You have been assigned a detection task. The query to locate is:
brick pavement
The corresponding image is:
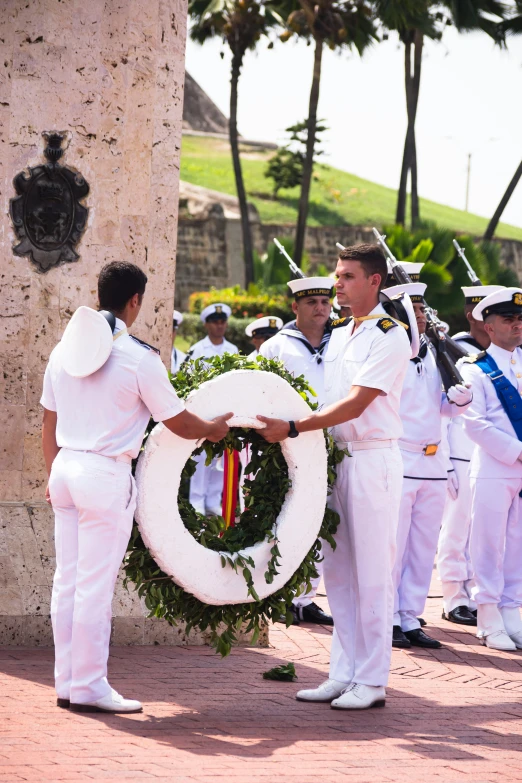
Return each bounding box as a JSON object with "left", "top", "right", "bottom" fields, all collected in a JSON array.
[{"left": 2, "top": 583, "right": 522, "bottom": 783}]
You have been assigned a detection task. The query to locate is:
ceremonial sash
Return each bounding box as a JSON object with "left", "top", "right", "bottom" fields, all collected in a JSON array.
[
  {"left": 475, "top": 353, "right": 522, "bottom": 441},
  {"left": 221, "top": 448, "right": 240, "bottom": 527}
]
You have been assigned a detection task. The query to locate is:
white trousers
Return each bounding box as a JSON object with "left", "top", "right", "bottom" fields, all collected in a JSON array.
[
  {"left": 437, "top": 459, "right": 476, "bottom": 613},
  {"left": 470, "top": 476, "right": 522, "bottom": 612},
  {"left": 293, "top": 558, "right": 323, "bottom": 608},
  {"left": 393, "top": 477, "right": 447, "bottom": 632},
  {"left": 189, "top": 452, "right": 223, "bottom": 514},
  {"left": 325, "top": 445, "right": 402, "bottom": 687},
  {"left": 49, "top": 449, "right": 136, "bottom": 704}
]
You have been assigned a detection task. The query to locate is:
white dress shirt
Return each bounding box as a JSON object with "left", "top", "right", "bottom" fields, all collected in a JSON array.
[
  {"left": 41, "top": 318, "right": 185, "bottom": 459},
  {"left": 323, "top": 304, "right": 411, "bottom": 444},
  {"left": 259, "top": 327, "right": 328, "bottom": 406},
  {"left": 187, "top": 335, "right": 238, "bottom": 361},
  {"left": 171, "top": 346, "right": 187, "bottom": 373},
  {"left": 447, "top": 334, "right": 484, "bottom": 461},
  {"left": 460, "top": 343, "right": 522, "bottom": 478}
]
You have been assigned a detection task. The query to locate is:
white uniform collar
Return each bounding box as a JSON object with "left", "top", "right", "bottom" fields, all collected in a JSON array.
[
  {"left": 488, "top": 342, "right": 518, "bottom": 363},
  {"left": 114, "top": 317, "right": 127, "bottom": 334},
  {"left": 355, "top": 302, "right": 386, "bottom": 330},
  {"left": 204, "top": 335, "right": 225, "bottom": 348}
]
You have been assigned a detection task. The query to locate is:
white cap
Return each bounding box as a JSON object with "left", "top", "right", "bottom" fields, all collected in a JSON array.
[
  {"left": 287, "top": 277, "right": 335, "bottom": 299},
  {"left": 245, "top": 316, "right": 283, "bottom": 338},
  {"left": 60, "top": 306, "right": 115, "bottom": 378},
  {"left": 472, "top": 287, "right": 522, "bottom": 321},
  {"left": 462, "top": 285, "right": 504, "bottom": 305},
  {"left": 383, "top": 282, "right": 427, "bottom": 303},
  {"left": 200, "top": 303, "right": 232, "bottom": 322},
  {"left": 173, "top": 310, "right": 184, "bottom": 327}
]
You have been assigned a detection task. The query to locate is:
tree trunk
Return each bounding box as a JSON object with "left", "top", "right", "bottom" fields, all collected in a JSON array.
[
  {"left": 396, "top": 40, "right": 412, "bottom": 225},
  {"left": 409, "top": 31, "right": 423, "bottom": 226},
  {"left": 411, "top": 133, "right": 419, "bottom": 226},
  {"left": 396, "top": 31, "right": 423, "bottom": 227},
  {"left": 484, "top": 159, "right": 522, "bottom": 240},
  {"left": 294, "top": 37, "right": 323, "bottom": 268},
  {"left": 229, "top": 52, "right": 254, "bottom": 286}
]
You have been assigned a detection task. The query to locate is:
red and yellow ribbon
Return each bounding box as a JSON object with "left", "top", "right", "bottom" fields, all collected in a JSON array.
[{"left": 221, "top": 448, "right": 240, "bottom": 528}]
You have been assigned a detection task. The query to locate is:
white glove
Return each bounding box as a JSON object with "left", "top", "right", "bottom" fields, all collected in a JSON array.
[
  {"left": 447, "top": 383, "right": 473, "bottom": 407},
  {"left": 447, "top": 469, "right": 459, "bottom": 500}
]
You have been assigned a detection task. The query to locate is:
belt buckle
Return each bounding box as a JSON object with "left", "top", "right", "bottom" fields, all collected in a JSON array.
[{"left": 424, "top": 444, "right": 438, "bottom": 456}]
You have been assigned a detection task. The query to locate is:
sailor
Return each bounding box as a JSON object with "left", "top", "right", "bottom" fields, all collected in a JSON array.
[
  {"left": 437, "top": 284, "right": 503, "bottom": 625},
  {"left": 258, "top": 244, "right": 411, "bottom": 709},
  {"left": 186, "top": 303, "right": 238, "bottom": 516},
  {"left": 459, "top": 287, "right": 522, "bottom": 651},
  {"left": 41, "top": 262, "right": 231, "bottom": 713},
  {"left": 385, "top": 280, "right": 473, "bottom": 650},
  {"left": 171, "top": 310, "right": 186, "bottom": 373},
  {"left": 260, "top": 277, "right": 335, "bottom": 626},
  {"left": 245, "top": 315, "right": 283, "bottom": 359}
]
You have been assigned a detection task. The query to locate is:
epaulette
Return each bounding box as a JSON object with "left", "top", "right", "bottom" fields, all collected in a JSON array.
[
  {"left": 330, "top": 317, "right": 352, "bottom": 329},
  {"left": 462, "top": 350, "right": 486, "bottom": 364},
  {"left": 129, "top": 335, "right": 160, "bottom": 355},
  {"left": 376, "top": 317, "right": 398, "bottom": 334}
]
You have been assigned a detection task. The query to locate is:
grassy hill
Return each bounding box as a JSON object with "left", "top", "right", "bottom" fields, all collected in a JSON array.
[{"left": 180, "top": 135, "right": 522, "bottom": 241}]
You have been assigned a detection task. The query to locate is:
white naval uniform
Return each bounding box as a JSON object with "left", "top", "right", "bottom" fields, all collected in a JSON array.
[
  {"left": 260, "top": 325, "right": 329, "bottom": 607},
  {"left": 187, "top": 335, "right": 238, "bottom": 515},
  {"left": 460, "top": 345, "right": 522, "bottom": 636},
  {"left": 393, "top": 341, "right": 470, "bottom": 632},
  {"left": 41, "top": 318, "right": 185, "bottom": 704},
  {"left": 171, "top": 345, "right": 187, "bottom": 373},
  {"left": 323, "top": 305, "right": 410, "bottom": 686},
  {"left": 437, "top": 334, "right": 482, "bottom": 614}
]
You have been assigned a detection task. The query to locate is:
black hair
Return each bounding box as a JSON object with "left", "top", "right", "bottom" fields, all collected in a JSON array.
[{"left": 98, "top": 261, "right": 148, "bottom": 312}]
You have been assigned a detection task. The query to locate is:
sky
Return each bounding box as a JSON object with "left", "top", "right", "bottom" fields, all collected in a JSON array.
[{"left": 185, "top": 22, "right": 522, "bottom": 228}]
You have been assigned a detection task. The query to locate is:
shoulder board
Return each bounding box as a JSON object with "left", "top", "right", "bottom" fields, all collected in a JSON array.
[
  {"left": 462, "top": 350, "right": 486, "bottom": 364},
  {"left": 129, "top": 335, "right": 160, "bottom": 355},
  {"left": 377, "top": 317, "right": 398, "bottom": 334},
  {"left": 330, "top": 317, "right": 352, "bottom": 329}
]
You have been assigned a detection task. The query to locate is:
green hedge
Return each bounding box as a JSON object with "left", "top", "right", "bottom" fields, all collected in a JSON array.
[
  {"left": 178, "top": 314, "right": 266, "bottom": 356},
  {"left": 187, "top": 285, "right": 293, "bottom": 321}
]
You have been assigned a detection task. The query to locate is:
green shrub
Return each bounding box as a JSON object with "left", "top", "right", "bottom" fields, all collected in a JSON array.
[
  {"left": 178, "top": 313, "right": 278, "bottom": 356},
  {"left": 187, "top": 284, "right": 294, "bottom": 321}
]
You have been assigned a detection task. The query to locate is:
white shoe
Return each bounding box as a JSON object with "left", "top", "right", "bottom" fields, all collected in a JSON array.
[
  {"left": 331, "top": 683, "right": 386, "bottom": 710},
  {"left": 508, "top": 630, "right": 522, "bottom": 649},
  {"left": 480, "top": 630, "right": 517, "bottom": 651},
  {"left": 296, "top": 679, "right": 349, "bottom": 703},
  {"left": 70, "top": 688, "right": 143, "bottom": 714}
]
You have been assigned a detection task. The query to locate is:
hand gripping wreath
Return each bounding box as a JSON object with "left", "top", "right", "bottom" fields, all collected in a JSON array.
[{"left": 124, "top": 354, "right": 342, "bottom": 656}]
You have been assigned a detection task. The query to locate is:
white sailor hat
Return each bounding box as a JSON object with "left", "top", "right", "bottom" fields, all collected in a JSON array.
[
  {"left": 200, "top": 303, "right": 232, "bottom": 322},
  {"left": 287, "top": 277, "right": 335, "bottom": 299},
  {"left": 462, "top": 285, "right": 504, "bottom": 305},
  {"left": 245, "top": 315, "right": 283, "bottom": 338},
  {"left": 386, "top": 262, "right": 424, "bottom": 286},
  {"left": 60, "top": 306, "right": 116, "bottom": 378},
  {"left": 173, "top": 310, "right": 184, "bottom": 327},
  {"left": 384, "top": 282, "right": 427, "bottom": 304},
  {"left": 472, "top": 287, "right": 522, "bottom": 321},
  {"left": 332, "top": 295, "right": 340, "bottom": 312}
]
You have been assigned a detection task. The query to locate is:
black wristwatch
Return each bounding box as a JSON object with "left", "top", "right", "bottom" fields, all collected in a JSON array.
[{"left": 288, "top": 420, "right": 299, "bottom": 438}]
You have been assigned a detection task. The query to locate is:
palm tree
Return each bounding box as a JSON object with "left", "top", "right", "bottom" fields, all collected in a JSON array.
[
  {"left": 375, "top": 0, "right": 506, "bottom": 228},
  {"left": 279, "top": 0, "right": 375, "bottom": 267},
  {"left": 189, "top": 0, "right": 282, "bottom": 285}
]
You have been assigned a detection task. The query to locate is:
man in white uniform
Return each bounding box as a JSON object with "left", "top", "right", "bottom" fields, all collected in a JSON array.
[
  {"left": 383, "top": 281, "right": 472, "bottom": 650},
  {"left": 41, "top": 262, "right": 231, "bottom": 713},
  {"left": 260, "top": 277, "right": 335, "bottom": 626},
  {"left": 437, "top": 285, "right": 503, "bottom": 625},
  {"left": 171, "top": 310, "right": 186, "bottom": 373},
  {"left": 186, "top": 303, "right": 238, "bottom": 515},
  {"left": 258, "top": 244, "right": 411, "bottom": 709},
  {"left": 460, "top": 288, "right": 522, "bottom": 651},
  {"left": 245, "top": 316, "right": 283, "bottom": 359}
]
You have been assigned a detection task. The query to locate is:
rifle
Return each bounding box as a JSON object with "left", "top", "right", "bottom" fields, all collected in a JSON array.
[
  {"left": 371, "top": 228, "right": 468, "bottom": 391},
  {"left": 274, "top": 238, "right": 306, "bottom": 280},
  {"left": 453, "top": 239, "right": 482, "bottom": 285}
]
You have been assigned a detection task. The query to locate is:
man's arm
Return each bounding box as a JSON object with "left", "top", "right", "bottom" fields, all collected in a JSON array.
[
  {"left": 163, "top": 410, "right": 232, "bottom": 443},
  {"left": 258, "top": 386, "right": 381, "bottom": 442},
  {"left": 42, "top": 408, "right": 60, "bottom": 475}
]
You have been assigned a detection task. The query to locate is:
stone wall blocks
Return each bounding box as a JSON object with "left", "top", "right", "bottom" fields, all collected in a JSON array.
[
  {"left": 111, "top": 616, "right": 145, "bottom": 645},
  {"left": 21, "top": 434, "right": 47, "bottom": 501},
  {"left": 0, "top": 405, "right": 25, "bottom": 471},
  {"left": 25, "top": 373, "right": 45, "bottom": 439},
  {"left": 0, "top": 471, "right": 22, "bottom": 502},
  {"left": 0, "top": 556, "right": 24, "bottom": 614},
  {"left": 0, "top": 352, "right": 27, "bottom": 406}
]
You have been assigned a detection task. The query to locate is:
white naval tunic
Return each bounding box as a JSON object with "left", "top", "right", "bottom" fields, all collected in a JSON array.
[
  {"left": 41, "top": 318, "right": 185, "bottom": 704},
  {"left": 186, "top": 335, "right": 238, "bottom": 515},
  {"left": 323, "top": 305, "right": 410, "bottom": 686},
  {"left": 460, "top": 345, "right": 522, "bottom": 634},
  {"left": 171, "top": 345, "right": 187, "bottom": 373},
  {"left": 394, "top": 341, "right": 470, "bottom": 632}
]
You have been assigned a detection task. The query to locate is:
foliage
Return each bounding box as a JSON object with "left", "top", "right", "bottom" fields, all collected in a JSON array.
[
  {"left": 187, "top": 284, "right": 294, "bottom": 321},
  {"left": 265, "top": 147, "right": 304, "bottom": 198},
  {"left": 262, "top": 662, "right": 297, "bottom": 681},
  {"left": 254, "top": 236, "right": 310, "bottom": 287},
  {"left": 124, "top": 353, "right": 344, "bottom": 657}
]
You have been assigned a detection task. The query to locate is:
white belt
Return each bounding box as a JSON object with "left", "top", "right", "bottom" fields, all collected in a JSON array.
[
  {"left": 336, "top": 439, "right": 393, "bottom": 452},
  {"left": 398, "top": 439, "right": 440, "bottom": 456},
  {"left": 64, "top": 449, "right": 132, "bottom": 465}
]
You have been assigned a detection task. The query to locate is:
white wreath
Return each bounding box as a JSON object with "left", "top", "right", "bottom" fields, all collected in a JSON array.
[{"left": 135, "top": 369, "right": 328, "bottom": 605}]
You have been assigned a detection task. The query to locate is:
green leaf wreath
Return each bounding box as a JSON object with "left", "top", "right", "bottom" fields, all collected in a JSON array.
[{"left": 124, "top": 353, "right": 344, "bottom": 657}]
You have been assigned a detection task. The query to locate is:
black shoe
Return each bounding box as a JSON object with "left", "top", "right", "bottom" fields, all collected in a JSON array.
[
  {"left": 300, "top": 602, "right": 334, "bottom": 626},
  {"left": 57, "top": 698, "right": 70, "bottom": 709},
  {"left": 275, "top": 605, "right": 300, "bottom": 625},
  {"left": 417, "top": 617, "right": 427, "bottom": 627},
  {"left": 442, "top": 605, "right": 477, "bottom": 626},
  {"left": 392, "top": 625, "right": 411, "bottom": 649},
  {"left": 404, "top": 628, "right": 442, "bottom": 649}
]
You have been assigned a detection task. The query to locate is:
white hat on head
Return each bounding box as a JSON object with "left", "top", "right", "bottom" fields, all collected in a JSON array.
[
  {"left": 287, "top": 277, "right": 335, "bottom": 299},
  {"left": 384, "top": 282, "right": 427, "bottom": 303},
  {"left": 60, "top": 306, "right": 116, "bottom": 378},
  {"left": 173, "top": 310, "right": 184, "bottom": 327},
  {"left": 200, "top": 303, "right": 232, "bottom": 323},
  {"left": 386, "top": 262, "right": 424, "bottom": 285},
  {"left": 462, "top": 285, "right": 504, "bottom": 305},
  {"left": 245, "top": 315, "right": 283, "bottom": 338},
  {"left": 472, "top": 287, "right": 522, "bottom": 321}
]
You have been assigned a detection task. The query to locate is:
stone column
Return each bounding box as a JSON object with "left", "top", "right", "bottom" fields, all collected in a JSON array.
[{"left": 0, "top": 0, "right": 189, "bottom": 644}]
